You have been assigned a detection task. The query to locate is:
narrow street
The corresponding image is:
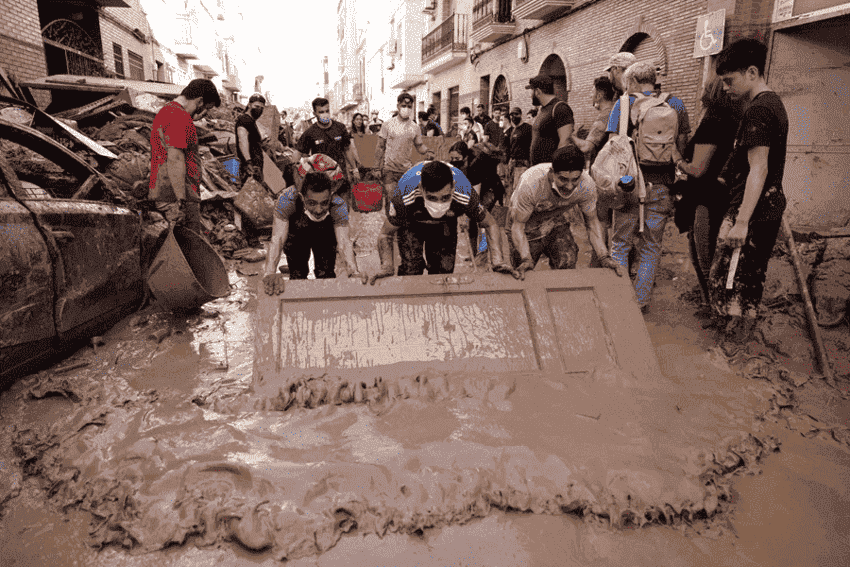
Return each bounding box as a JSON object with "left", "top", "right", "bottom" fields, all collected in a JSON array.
[{"left": 2, "top": 211, "right": 848, "bottom": 566}]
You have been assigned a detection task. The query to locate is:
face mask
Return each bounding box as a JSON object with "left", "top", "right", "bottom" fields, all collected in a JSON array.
[
  {"left": 399, "top": 107, "right": 411, "bottom": 119},
  {"left": 511, "top": 116, "right": 521, "bottom": 125},
  {"left": 317, "top": 113, "right": 331, "bottom": 125},
  {"left": 304, "top": 208, "right": 330, "bottom": 222},
  {"left": 532, "top": 94, "right": 541, "bottom": 107},
  {"left": 250, "top": 107, "right": 263, "bottom": 119},
  {"left": 449, "top": 160, "right": 465, "bottom": 169},
  {"left": 423, "top": 198, "right": 451, "bottom": 218}
]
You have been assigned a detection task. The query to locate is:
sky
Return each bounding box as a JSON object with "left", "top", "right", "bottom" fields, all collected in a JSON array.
[{"left": 235, "top": 0, "right": 341, "bottom": 109}]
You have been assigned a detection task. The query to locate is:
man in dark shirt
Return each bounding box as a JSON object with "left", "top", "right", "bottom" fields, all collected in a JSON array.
[
  {"left": 236, "top": 93, "right": 265, "bottom": 186},
  {"left": 526, "top": 74, "right": 574, "bottom": 165},
  {"left": 502, "top": 106, "right": 532, "bottom": 203},
  {"left": 709, "top": 38, "right": 789, "bottom": 334},
  {"left": 293, "top": 97, "right": 361, "bottom": 205},
  {"left": 476, "top": 108, "right": 503, "bottom": 147},
  {"left": 418, "top": 111, "right": 441, "bottom": 137}
]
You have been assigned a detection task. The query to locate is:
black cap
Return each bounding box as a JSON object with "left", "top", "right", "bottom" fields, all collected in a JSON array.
[{"left": 525, "top": 74, "right": 553, "bottom": 91}]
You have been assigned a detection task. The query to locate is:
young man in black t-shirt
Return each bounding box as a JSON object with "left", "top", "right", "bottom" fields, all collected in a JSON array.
[
  {"left": 526, "top": 74, "right": 574, "bottom": 165},
  {"left": 709, "top": 38, "right": 789, "bottom": 333},
  {"left": 293, "top": 97, "right": 361, "bottom": 205},
  {"left": 235, "top": 93, "right": 265, "bottom": 186}
]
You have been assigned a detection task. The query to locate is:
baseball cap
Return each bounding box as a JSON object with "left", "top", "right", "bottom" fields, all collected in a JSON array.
[
  {"left": 603, "top": 52, "right": 636, "bottom": 72},
  {"left": 509, "top": 107, "right": 522, "bottom": 115},
  {"left": 525, "top": 74, "right": 553, "bottom": 91}
]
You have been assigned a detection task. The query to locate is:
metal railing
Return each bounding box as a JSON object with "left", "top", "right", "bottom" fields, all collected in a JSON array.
[
  {"left": 422, "top": 13, "right": 468, "bottom": 63},
  {"left": 473, "top": 0, "right": 512, "bottom": 25}
]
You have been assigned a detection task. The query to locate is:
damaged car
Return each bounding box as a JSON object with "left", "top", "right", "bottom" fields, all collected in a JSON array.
[{"left": 0, "top": 118, "right": 144, "bottom": 384}]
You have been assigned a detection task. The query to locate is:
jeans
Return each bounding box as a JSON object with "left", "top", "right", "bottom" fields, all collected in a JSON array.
[{"left": 610, "top": 194, "right": 672, "bottom": 308}]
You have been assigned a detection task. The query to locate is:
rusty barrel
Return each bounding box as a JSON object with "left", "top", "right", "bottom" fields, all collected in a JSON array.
[{"left": 147, "top": 225, "right": 230, "bottom": 311}]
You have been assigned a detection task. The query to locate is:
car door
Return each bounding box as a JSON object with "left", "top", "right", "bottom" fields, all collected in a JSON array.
[
  {"left": 0, "top": 155, "right": 56, "bottom": 379},
  {"left": 0, "top": 120, "right": 142, "bottom": 343}
]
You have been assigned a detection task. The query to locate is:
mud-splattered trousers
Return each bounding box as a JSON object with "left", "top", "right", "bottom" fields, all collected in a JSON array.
[
  {"left": 708, "top": 191, "right": 785, "bottom": 320},
  {"left": 398, "top": 220, "right": 458, "bottom": 276},
  {"left": 507, "top": 217, "right": 579, "bottom": 270},
  {"left": 610, "top": 189, "right": 672, "bottom": 309}
]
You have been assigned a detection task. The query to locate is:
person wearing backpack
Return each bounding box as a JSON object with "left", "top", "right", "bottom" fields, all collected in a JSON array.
[{"left": 603, "top": 62, "right": 691, "bottom": 313}]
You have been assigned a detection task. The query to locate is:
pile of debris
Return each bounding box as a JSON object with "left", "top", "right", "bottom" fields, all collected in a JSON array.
[{"left": 0, "top": 74, "right": 295, "bottom": 260}]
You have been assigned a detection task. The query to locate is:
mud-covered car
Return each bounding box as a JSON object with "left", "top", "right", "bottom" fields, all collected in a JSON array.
[{"left": 0, "top": 119, "right": 143, "bottom": 384}]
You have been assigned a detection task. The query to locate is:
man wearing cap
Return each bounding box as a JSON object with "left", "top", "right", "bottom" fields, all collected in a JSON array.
[
  {"left": 373, "top": 92, "right": 436, "bottom": 211},
  {"left": 507, "top": 146, "right": 623, "bottom": 279},
  {"left": 236, "top": 93, "right": 266, "bottom": 187},
  {"left": 502, "top": 106, "right": 532, "bottom": 204},
  {"left": 526, "top": 74, "right": 575, "bottom": 166},
  {"left": 364, "top": 160, "right": 516, "bottom": 284},
  {"left": 368, "top": 110, "right": 383, "bottom": 134},
  {"left": 604, "top": 52, "right": 637, "bottom": 97}
]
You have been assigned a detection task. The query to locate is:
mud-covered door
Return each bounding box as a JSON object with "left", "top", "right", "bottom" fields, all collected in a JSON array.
[
  {"left": 26, "top": 196, "right": 142, "bottom": 338},
  {"left": 253, "top": 270, "right": 660, "bottom": 389},
  {"left": 0, "top": 158, "right": 55, "bottom": 375}
]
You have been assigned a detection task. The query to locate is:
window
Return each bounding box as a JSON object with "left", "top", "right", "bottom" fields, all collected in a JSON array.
[
  {"left": 113, "top": 43, "right": 124, "bottom": 78},
  {"left": 128, "top": 50, "right": 144, "bottom": 80}
]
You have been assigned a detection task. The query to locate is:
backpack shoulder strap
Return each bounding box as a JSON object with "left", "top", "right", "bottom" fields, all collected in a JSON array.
[{"left": 618, "top": 94, "right": 629, "bottom": 136}]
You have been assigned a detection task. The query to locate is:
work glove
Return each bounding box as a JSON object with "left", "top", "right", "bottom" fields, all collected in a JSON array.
[
  {"left": 598, "top": 255, "right": 625, "bottom": 277},
  {"left": 370, "top": 168, "right": 382, "bottom": 181},
  {"left": 515, "top": 258, "right": 535, "bottom": 281},
  {"left": 492, "top": 263, "right": 521, "bottom": 279},
  {"left": 262, "top": 273, "right": 286, "bottom": 295}
]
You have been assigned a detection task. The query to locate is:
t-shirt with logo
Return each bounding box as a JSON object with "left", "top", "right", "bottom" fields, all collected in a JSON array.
[
  {"left": 274, "top": 186, "right": 349, "bottom": 227},
  {"left": 297, "top": 120, "right": 351, "bottom": 170},
  {"left": 149, "top": 100, "right": 201, "bottom": 201},
  {"left": 379, "top": 116, "right": 424, "bottom": 173},
  {"left": 507, "top": 163, "right": 597, "bottom": 241},
  {"left": 387, "top": 162, "right": 487, "bottom": 227}
]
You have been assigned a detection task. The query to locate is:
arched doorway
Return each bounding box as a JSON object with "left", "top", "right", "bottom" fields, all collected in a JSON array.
[
  {"left": 491, "top": 75, "right": 510, "bottom": 115},
  {"left": 539, "top": 54, "right": 568, "bottom": 102},
  {"left": 621, "top": 32, "right": 668, "bottom": 81}
]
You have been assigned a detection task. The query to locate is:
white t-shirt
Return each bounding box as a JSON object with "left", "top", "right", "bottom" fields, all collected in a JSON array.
[
  {"left": 508, "top": 163, "right": 597, "bottom": 241},
  {"left": 379, "top": 116, "right": 423, "bottom": 173}
]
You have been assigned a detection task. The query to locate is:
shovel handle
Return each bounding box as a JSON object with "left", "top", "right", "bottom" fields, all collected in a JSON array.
[{"left": 726, "top": 247, "right": 741, "bottom": 290}]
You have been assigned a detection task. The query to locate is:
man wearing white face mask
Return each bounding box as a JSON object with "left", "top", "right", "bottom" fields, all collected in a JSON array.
[
  {"left": 292, "top": 97, "right": 361, "bottom": 207},
  {"left": 262, "top": 155, "right": 360, "bottom": 295},
  {"left": 372, "top": 92, "right": 436, "bottom": 210},
  {"left": 508, "top": 146, "right": 624, "bottom": 280},
  {"left": 364, "top": 161, "right": 518, "bottom": 285}
]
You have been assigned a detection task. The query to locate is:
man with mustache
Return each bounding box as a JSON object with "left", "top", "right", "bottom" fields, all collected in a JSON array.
[{"left": 526, "top": 74, "right": 575, "bottom": 166}]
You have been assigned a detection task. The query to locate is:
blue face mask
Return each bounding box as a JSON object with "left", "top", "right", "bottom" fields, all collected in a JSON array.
[{"left": 317, "top": 113, "right": 331, "bottom": 125}]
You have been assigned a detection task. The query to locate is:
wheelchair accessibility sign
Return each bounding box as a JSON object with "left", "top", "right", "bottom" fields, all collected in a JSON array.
[{"left": 693, "top": 9, "right": 725, "bottom": 58}]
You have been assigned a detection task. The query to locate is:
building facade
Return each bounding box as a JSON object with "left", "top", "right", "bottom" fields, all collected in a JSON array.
[{"left": 0, "top": 0, "right": 246, "bottom": 105}]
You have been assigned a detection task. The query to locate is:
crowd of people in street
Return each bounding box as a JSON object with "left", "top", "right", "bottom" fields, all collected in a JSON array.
[{"left": 148, "top": 37, "right": 788, "bottom": 338}]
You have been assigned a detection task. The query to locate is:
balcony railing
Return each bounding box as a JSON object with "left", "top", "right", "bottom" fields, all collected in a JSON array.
[
  {"left": 422, "top": 13, "right": 468, "bottom": 64},
  {"left": 513, "top": 0, "right": 575, "bottom": 21},
  {"left": 473, "top": 0, "right": 512, "bottom": 26}
]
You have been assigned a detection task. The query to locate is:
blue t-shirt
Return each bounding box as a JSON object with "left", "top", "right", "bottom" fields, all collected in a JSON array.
[
  {"left": 274, "top": 186, "right": 349, "bottom": 226},
  {"left": 387, "top": 162, "right": 487, "bottom": 227}
]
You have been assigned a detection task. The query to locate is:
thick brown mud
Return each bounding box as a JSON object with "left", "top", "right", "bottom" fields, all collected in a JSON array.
[{"left": 1, "top": 218, "right": 849, "bottom": 566}]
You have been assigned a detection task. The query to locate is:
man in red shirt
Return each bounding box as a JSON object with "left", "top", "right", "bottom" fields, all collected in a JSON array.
[{"left": 149, "top": 78, "right": 221, "bottom": 234}]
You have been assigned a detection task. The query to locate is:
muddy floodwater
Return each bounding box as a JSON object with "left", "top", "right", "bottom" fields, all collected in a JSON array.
[{"left": 1, "top": 218, "right": 849, "bottom": 566}]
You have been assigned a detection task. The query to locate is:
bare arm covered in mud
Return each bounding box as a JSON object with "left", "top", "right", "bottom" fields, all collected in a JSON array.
[{"left": 263, "top": 215, "right": 289, "bottom": 295}]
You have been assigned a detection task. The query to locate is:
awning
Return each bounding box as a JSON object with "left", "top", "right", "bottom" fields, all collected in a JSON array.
[
  {"left": 21, "top": 74, "right": 184, "bottom": 99},
  {"left": 193, "top": 64, "right": 219, "bottom": 76}
]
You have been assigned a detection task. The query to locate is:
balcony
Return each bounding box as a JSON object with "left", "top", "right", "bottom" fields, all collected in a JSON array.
[
  {"left": 421, "top": 13, "right": 469, "bottom": 75},
  {"left": 471, "top": 0, "right": 515, "bottom": 44},
  {"left": 512, "top": 0, "right": 575, "bottom": 21},
  {"left": 174, "top": 14, "right": 199, "bottom": 59},
  {"left": 391, "top": 73, "right": 425, "bottom": 90}
]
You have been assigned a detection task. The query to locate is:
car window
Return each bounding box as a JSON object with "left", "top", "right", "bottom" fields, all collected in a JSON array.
[{"left": 0, "top": 138, "right": 87, "bottom": 199}]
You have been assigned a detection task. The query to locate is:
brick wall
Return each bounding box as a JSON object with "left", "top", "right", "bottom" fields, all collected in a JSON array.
[
  {"left": 428, "top": 0, "right": 714, "bottom": 132},
  {"left": 0, "top": 0, "right": 48, "bottom": 105},
  {"left": 99, "top": 0, "right": 156, "bottom": 81}
]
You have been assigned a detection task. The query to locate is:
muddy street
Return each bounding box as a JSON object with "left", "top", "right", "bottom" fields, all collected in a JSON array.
[{"left": 1, "top": 212, "right": 849, "bottom": 566}]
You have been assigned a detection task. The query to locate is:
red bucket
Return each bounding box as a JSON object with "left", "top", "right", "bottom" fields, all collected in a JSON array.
[{"left": 352, "top": 182, "right": 383, "bottom": 213}]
